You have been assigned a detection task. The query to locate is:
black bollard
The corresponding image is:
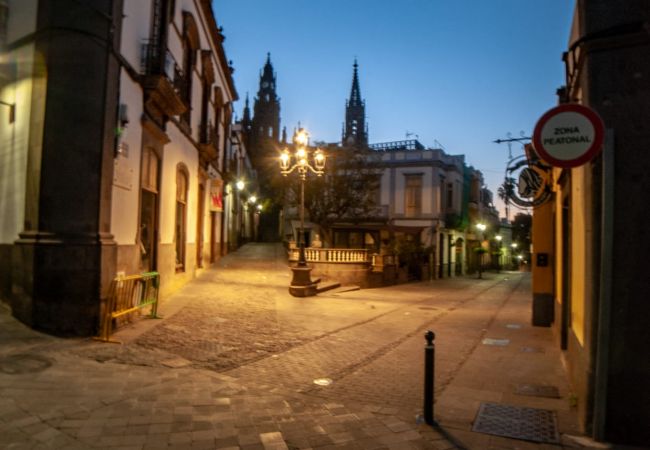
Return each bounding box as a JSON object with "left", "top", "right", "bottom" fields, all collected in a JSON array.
[{"left": 424, "top": 330, "right": 437, "bottom": 425}]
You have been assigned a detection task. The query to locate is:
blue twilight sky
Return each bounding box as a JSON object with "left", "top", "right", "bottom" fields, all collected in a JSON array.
[{"left": 212, "top": 1, "right": 574, "bottom": 218}]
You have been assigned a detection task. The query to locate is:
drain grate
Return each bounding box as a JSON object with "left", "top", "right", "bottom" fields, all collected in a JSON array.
[
  {"left": 418, "top": 306, "right": 438, "bottom": 311},
  {"left": 472, "top": 402, "right": 559, "bottom": 444},
  {"left": 0, "top": 354, "right": 53, "bottom": 374},
  {"left": 516, "top": 384, "right": 560, "bottom": 398}
]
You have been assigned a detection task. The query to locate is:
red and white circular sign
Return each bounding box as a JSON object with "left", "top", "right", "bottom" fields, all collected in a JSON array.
[{"left": 532, "top": 104, "right": 604, "bottom": 168}]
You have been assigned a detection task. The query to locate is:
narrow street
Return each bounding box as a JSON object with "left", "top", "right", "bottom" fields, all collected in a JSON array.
[{"left": 0, "top": 244, "right": 580, "bottom": 449}]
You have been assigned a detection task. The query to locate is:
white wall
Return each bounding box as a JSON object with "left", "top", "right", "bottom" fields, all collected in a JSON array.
[
  {"left": 121, "top": 0, "right": 153, "bottom": 71},
  {"left": 110, "top": 72, "right": 144, "bottom": 245},
  {"left": 7, "top": 0, "right": 37, "bottom": 42}
]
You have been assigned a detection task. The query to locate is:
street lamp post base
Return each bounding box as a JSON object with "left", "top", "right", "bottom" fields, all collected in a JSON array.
[{"left": 289, "top": 266, "right": 318, "bottom": 297}]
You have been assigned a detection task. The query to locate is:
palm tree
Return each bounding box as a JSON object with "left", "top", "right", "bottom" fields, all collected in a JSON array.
[{"left": 497, "top": 177, "right": 516, "bottom": 221}]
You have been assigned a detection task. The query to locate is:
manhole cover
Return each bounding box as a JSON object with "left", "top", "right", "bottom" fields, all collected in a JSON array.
[
  {"left": 482, "top": 338, "right": 510, "bottom": 346},
  {"left": 516, "top": 384, "right": 560, "bottom": 398},
  {"left": 0, "top": 354, "right": 53, "bottom": 374},
  {"left": 472, "top": 402, "right": 559, "bottom": 444},
  {"left": 313, "top": 378, "right": 332, "bottom": 386}
]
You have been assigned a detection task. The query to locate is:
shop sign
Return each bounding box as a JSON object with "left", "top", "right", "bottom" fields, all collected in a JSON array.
[{"left": 210, "top": 178, "right": 223, "bottom": 211}]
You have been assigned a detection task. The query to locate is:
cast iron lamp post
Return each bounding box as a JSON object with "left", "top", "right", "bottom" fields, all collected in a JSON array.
[
  {"left": 279, "top": 128, "right": 326, "bottom": 296},
  {"left": 476, "top": 222, "right": 486, "bottom": 279}
]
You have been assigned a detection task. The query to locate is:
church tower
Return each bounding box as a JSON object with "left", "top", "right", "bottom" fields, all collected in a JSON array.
[
  {"left": 250, "top": 52, "right": 280, "bottom": 155},
  {"left": 342, "top": 59, "right": 368, "bottom": 148}
]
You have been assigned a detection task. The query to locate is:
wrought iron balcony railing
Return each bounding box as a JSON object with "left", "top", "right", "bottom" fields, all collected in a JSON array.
[{"left": 140, "top": 40, "right": 186, "bottom": 97}]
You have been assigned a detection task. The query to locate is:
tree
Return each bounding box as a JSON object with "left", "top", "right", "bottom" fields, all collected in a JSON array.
[
  {"left": 284, "top": 146, "right": 381, "bottom": 246},
  {"left": 497, "top": 177, "right": 516, "bottom": 221}
]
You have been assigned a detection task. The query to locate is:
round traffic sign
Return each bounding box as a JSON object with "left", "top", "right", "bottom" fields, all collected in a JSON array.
[{"left": 532, "top": 104, "right": 604, "bottom": 168}]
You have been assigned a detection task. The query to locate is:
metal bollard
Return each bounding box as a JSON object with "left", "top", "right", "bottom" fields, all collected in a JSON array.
[{"left": 424, "top": 330, "right": 437, "bottom": 425}]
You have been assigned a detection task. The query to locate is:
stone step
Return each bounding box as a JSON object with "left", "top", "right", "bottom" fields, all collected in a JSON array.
[
  {"left": 321, "top": 284, "right": 361, "bottom": 295},
  {"left": 315, "top": 281, "right": 341, "bottom": 293}
]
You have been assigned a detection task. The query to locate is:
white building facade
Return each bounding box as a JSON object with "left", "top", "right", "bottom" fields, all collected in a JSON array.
[{"left": 0, "top": 0, "right": 239, "bottom": 335}]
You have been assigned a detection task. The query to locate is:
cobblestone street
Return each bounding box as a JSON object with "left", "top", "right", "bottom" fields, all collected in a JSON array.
[{"left": 0, "top": 243, "right": 582, "bottom": 449}]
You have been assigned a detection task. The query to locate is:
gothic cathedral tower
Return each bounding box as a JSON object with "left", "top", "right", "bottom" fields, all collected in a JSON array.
[
  {"left": 249, "top": 53, "right": 281, "bottom": 161},
  {"left": 342, "top": 59, "right": 368, "bottom": 148}
]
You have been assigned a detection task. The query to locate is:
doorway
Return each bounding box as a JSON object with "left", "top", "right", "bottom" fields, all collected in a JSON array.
[
  {"left": 139, "top": 147, "right": 160, "bottom": 273},
  {"left": 196, "top": 182, "right": 205, "bottom": 268},
  {"left": 210, "top": 211, "right": 217, "bottom": 263}
]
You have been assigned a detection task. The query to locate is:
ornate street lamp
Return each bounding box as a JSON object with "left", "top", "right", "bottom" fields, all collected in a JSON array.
[
  {"left": 279, "top": 128, "right": 326, "bottom": 266},
  {"left": 279, "top": 127, "right": 326, "bottom": 297}
]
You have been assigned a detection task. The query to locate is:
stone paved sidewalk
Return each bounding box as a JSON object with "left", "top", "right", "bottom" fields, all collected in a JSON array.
[{"left": 0, "top": 243, "right": 605, "bottom": 449}]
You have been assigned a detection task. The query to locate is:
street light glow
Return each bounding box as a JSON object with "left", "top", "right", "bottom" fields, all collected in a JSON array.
[
  {"left": 249, "top": 195, "right": 257, "bottom": 204},
  {"left": 236, "top": 180, "right": 245, "bottom": 190},
  {"left": 476, "top": 223, "right": 486, "bottom": 232},
  {"left": 495, "top": 235, "right": 502, "bottom": 241},
  {"left": 294, "top": 129, "right": 309, "bottom": 146}
]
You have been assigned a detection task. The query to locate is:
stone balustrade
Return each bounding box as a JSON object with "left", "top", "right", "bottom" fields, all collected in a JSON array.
[{"left": 288, "top": 247, "right": 370, "bottom": 263}]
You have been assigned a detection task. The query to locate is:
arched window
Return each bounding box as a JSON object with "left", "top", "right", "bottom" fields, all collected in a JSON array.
[{"left": 175, "top": 164, "right": 189, "bottom": 271}]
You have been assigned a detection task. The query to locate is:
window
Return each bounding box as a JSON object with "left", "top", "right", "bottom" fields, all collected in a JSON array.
[
  {"left": 405, "top": 174, "right": 422, "bottom": 216},
  {"left": 175, "top": 166, "right": 189, "bottom": 271},
  {"left": 141, "top": 147, "right": 159, "bottom": 193},
  {"left": 446, "top": 182, "right": 454, "bottom": 210},
  {"left": 200, "top": 79, "right": 210, "bottom": 143},
  {"left": 181, "top": 36, "right": 194, "bottom": 125},
  {"left": 180, "top": 12, "right": 199, "bottom": 126}
]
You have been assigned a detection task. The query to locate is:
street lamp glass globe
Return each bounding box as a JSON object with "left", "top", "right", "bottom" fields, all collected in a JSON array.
[
  {"left": 295, "top": 129, "right": 308, "bottom": 146},
  {"left": 280, "top": 150, "right": 290, "bottom": 170},
  {"left": 314, "top": 149, "right": 326, "bottom": 170}
]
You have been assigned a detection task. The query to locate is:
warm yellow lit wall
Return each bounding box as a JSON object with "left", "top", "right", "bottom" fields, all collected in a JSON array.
[
  {"left": 532, "top": 200, "right": 554, "bottom": 294},
  {"left": 553, "top": 170, "right": 564, "bottom": 306},
  {"left": 570, "top": 166, "right": 587, "bottom": 345}
]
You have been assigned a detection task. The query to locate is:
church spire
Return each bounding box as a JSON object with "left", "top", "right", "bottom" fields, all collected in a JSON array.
[
  {"left": 349, "top": 59, "right": 362, "bottom": 107},
  {"left": 242, "top": 93, "right": 251, "bottom": 132},
  {"left": 343, "top": 59, "right": 368, "bottom": 148},
  {"left": 249, "top": 52, "right": 281, "bottom": 151},
  {"left": 261, "top": 52, "right": 275, "bottom": 86}
]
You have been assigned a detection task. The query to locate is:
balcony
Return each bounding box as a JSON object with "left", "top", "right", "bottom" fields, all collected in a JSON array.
[
  {"left": 198, "top": 121, "right": 219, "bottom": 162},
  {"left": 140, "top": 41, "right": 187, "bottom": 118}
]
